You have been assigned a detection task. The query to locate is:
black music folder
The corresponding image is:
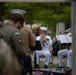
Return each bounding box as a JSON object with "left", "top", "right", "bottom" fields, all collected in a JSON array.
[
  {"left": 35, "top": 40, "right": 42, "bottom": 50},
  {"left": 29, "top": 40, "right": 42, "bottom": 51}
]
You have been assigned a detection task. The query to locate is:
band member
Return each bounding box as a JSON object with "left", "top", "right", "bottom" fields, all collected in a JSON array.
[
  {"left": 52, "top": 37, "right": 59, "bottom": 56},
  {"left": 35, "top": 27, "right": 52, "bottom": 68},
  {"left": 67, "top": 49, "right": 72, "bottom": 69},
  {"left": 58, "top": 32, "right": 72, "bottom": 69}
]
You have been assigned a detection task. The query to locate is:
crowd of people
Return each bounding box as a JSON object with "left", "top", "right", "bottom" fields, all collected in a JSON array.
[{"left": 0, "top": 9, "right": 72, "bottom": 75}]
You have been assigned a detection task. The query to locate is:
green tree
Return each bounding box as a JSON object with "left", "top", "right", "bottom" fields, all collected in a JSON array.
[{"left": 2, "top": 2, "right": 71, "bottom": 34}]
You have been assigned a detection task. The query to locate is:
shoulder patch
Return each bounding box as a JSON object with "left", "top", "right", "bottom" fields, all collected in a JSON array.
[{"left": 15, "top": 32, "right": 21, "bottom": 36}]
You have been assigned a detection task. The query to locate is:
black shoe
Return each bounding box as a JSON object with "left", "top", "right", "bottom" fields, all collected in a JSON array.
[
  {"left": 64, "top": 67, "right": 72, "bottom": 73},
  {"left": 44, "top": 64, "right": 48, "bottom": 68},
  {"left": 65, "top": 68, "right": 72, "bottom": 75},
  {"left": 56, "top": 66, "right": 64, "bottom": 71},
  {"left": 35, "top": 64, "right": 40, "bottom": 68},
  {"left": 44, "top": 72, "right": 49, "bottom": 75},
  {"left": 57, "top": 66, "right": 64, "bottom": 68}
]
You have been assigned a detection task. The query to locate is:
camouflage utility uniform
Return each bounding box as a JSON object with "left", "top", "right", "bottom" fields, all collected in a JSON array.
[{"left": 0, "top": 23, "right": 25, "bottom": 75}]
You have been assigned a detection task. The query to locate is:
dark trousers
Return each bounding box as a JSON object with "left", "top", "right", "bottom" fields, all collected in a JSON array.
[{"left": 22, "top": 55, "right": 32, "bottom": 75}]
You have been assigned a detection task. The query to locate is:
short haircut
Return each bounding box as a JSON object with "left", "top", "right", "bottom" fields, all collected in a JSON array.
[{"left": 11, "top": 13, "right": 25, "bottom": 25}]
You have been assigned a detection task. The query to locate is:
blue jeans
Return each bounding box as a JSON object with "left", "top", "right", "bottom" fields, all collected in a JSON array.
[{"left": 22, "top": 55, "right": 32, "bottom": 75}]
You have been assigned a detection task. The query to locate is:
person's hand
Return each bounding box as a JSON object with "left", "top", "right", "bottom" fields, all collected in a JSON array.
[
  {"left": 49, "top": 47, "right": 53, "bottom": 52},
  {"left": 41, "top": 35, "right": 47, "bottom": 41}
]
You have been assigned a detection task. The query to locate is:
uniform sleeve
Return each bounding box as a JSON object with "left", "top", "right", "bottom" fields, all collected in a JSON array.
[
  {"left": 47, "top": 36, "right": 53, "bottom": 46},
  {"left": 11, "top": 30, "right": 25, "bottom": 56},
  {"left": 29, "top": 29, "right": 36, "bottom": 46}
]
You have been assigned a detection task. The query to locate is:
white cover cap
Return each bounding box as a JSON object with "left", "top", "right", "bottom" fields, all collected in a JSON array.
[
  {"left": 10, "top": 9, "right": 26, "bottom": 15},
  {"left": 40, "top": 27, "right": 48, "bottom": 31}
]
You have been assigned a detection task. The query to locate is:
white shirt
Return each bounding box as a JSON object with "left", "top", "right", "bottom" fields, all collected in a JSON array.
[{"left": 36, "top": 35, "right": 52, "bottom": 51}]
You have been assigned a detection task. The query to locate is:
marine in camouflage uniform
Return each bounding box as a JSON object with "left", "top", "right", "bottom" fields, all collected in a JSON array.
[{"left": 0, "top": 13, "right": 25, "bottom": 75}]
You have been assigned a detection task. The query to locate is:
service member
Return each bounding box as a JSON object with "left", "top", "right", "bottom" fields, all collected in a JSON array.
[
  {"left": 0, "top": 9, "right": 26, "bottom": 75},
  {"left": 35, "top": 27, "right": 53, "bottom": 68},
  {"left": 20, "top": 26, "right": 36, "bottom": 75},
  {"left": 58, "top": 32, "right": 72, "bottom": 69}
]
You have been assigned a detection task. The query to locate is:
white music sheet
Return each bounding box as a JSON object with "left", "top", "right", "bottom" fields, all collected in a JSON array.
[
  {"left": 65, "top": 34, "right": 72, "bottom": 43},
  {"left": 58, "top": 35, "right": 68, "bottom": 43}
]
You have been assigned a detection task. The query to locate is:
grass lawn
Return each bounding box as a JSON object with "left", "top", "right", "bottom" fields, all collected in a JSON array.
[{"left": 32, "top": 61, "right": 59, "bottom": 68}]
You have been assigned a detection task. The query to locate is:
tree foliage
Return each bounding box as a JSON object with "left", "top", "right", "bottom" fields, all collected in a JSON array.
[{"left": 1, "top": 2, "right": 71, "bottom": 34}]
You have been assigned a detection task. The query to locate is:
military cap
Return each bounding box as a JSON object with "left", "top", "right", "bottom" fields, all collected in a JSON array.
[
  {"left": 10, "top": 9, "right": 26, "bottom": 15},
  {"left": 68, "top": 32, "right": 72, "bottom": 36},
  {"left": 40, "top": 27, "right": 48, "bottom": 31}
]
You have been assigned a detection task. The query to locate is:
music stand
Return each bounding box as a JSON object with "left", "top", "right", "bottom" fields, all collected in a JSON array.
[{"left": 56, "top": 34, "right": 72, "bottom": 49}]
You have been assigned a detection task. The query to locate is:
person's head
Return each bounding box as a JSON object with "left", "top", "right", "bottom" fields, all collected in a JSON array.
[
  {"left": 10, "top": 13, "right": 25, "bottom": 29},
  {"left": 52, "top": 37, "right": 57, "bottom": 43},
  {"left": 40, "top": 27, "right": 48, "bottom": 35},
  {"left": 10, "top": 9, "right": 26, "bottom": 29},
  {"left": 34, "top": 28, "right": 40, "bottom": 36}
]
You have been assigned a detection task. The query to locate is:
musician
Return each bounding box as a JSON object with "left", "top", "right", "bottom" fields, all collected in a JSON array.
[
  {"left": 35, "top": 27, "right": 52, "bottom": 68},
  {"left": 67, "top": 49, "right": 72, "bottom": 69},
  {"left": 52, "top": 37, "right": 59, "bottom": 56},
  {"left": 57, "top": 32, "right": 72, "bottom": 70}
]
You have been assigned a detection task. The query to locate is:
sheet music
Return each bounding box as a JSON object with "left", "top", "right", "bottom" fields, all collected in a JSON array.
[
  {"left": 65, "top": 34, "right": 72, "bottom": 43},
  {"left": 58, "top": 35, "right": 68, "bottom": 44}
]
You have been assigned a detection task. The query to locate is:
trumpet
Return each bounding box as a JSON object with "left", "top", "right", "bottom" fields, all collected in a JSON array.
[{"left": 42, "top": 40, "right": 47, "bottom": 44}]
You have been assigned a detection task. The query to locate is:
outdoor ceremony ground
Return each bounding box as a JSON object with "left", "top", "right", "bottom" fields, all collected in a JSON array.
[{"left": 31, "top": 53, "right": 59, "bottom": 68}]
